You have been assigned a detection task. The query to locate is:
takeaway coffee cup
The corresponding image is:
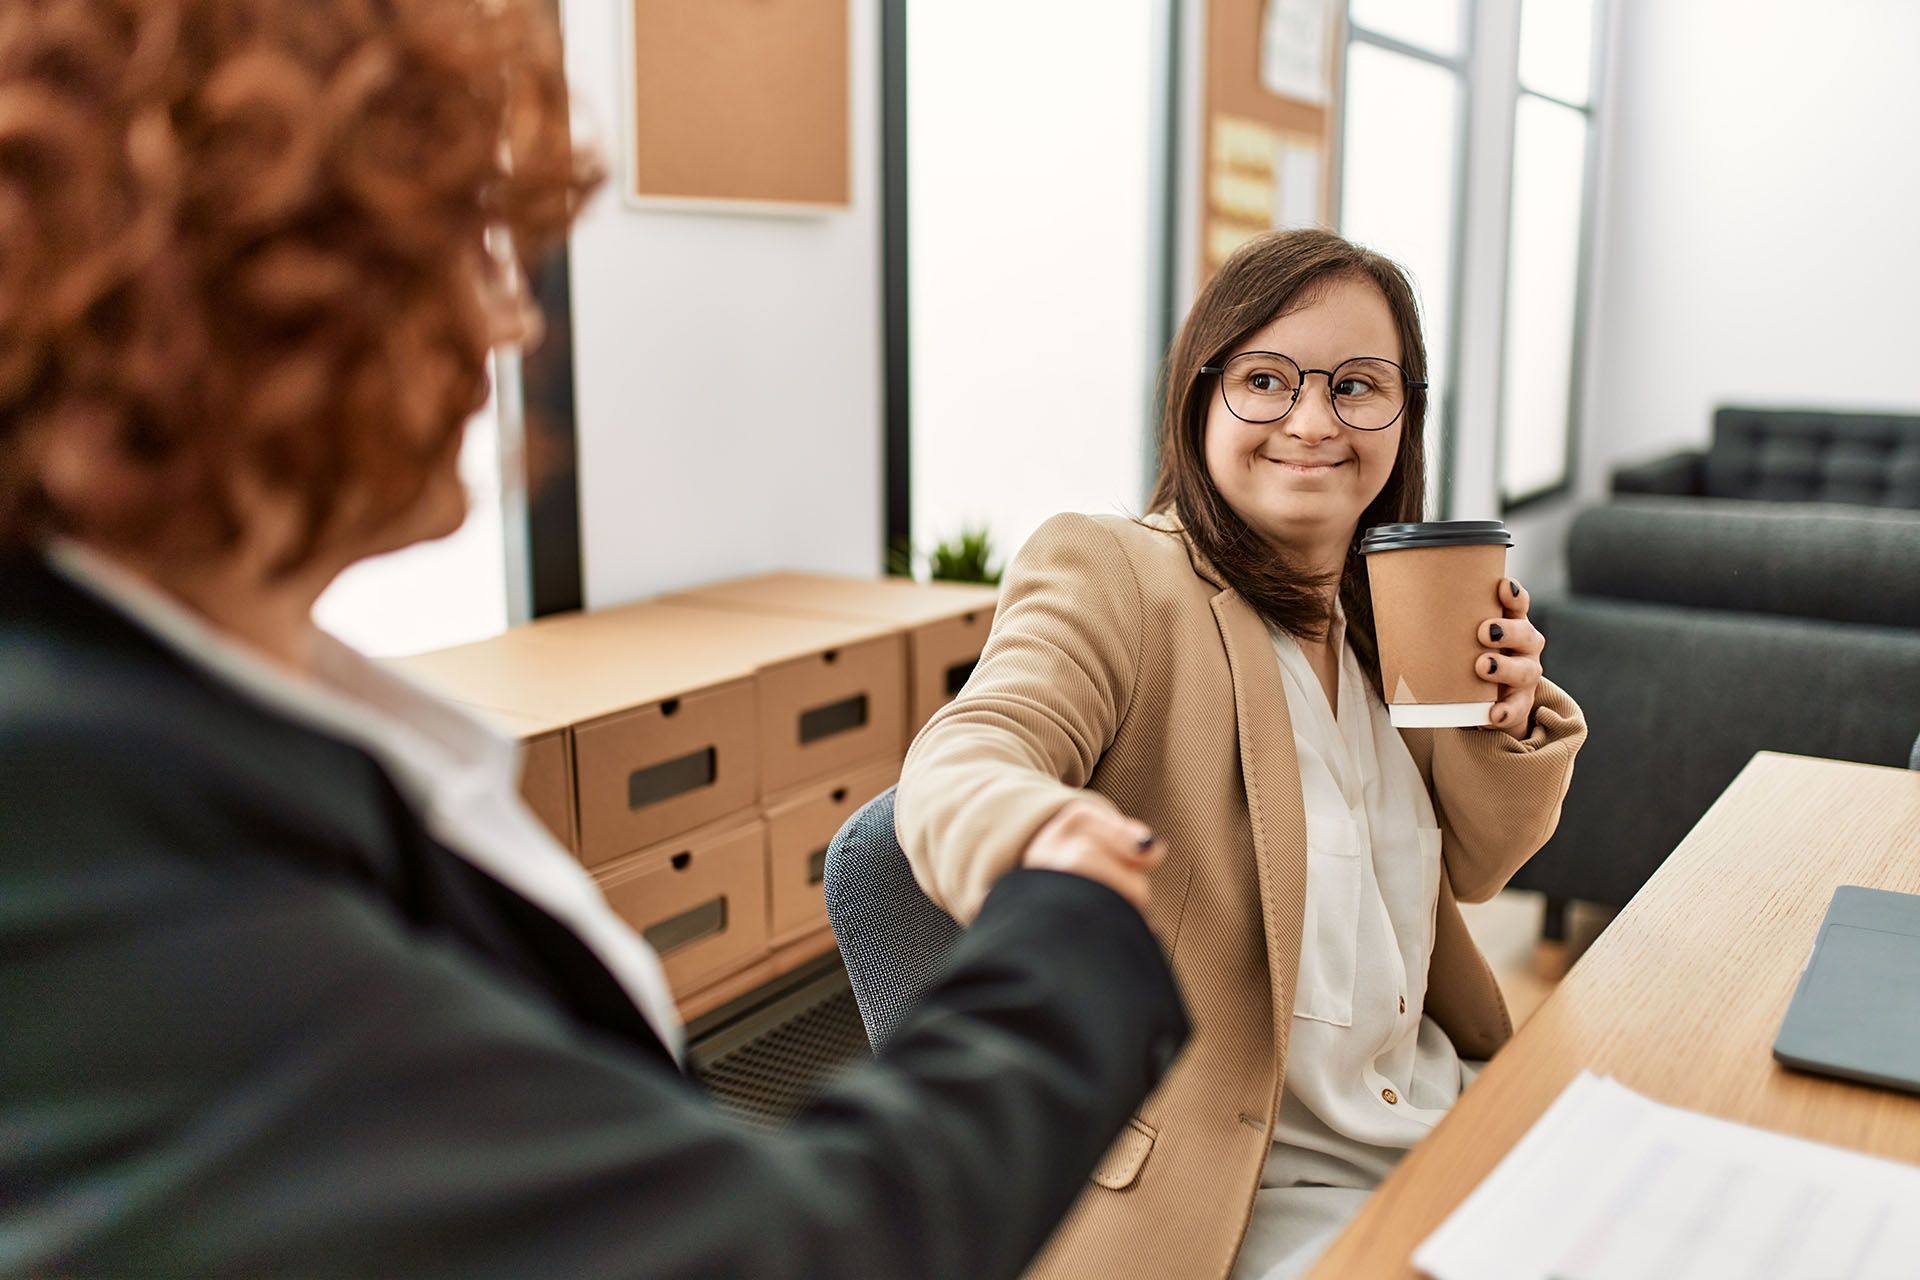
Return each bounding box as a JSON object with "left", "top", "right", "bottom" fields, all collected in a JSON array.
[{"left": 1358, "top": 520, "right": 1515, "bottom": 729}]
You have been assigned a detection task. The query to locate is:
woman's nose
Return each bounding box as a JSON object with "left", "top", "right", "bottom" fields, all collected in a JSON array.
[{"left": 1283, "top": 384, "right": 1344, "bottom": 442}]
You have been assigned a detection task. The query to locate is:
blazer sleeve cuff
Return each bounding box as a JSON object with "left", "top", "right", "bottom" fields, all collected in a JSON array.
[
  {"left": 1430, "top": 678, "right": 1587, "bottom": 901},
  {"left": 1444, "top": 676, "right": 1585, "bottom": 758},
  {"left": 907, "top": 781, "right": 1122, "bottom": 924}
]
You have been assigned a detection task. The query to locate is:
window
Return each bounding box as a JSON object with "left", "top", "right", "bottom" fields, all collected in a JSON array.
[
  {"left": 1350, "top": 0, "right": 1464, "bottom": 59},
  {"left": 1339, "top": 0, "right": 1606, "bottom": 516},
  {"left": 1340, "top": 4, "right": 1471, "bottom": 516},
  {"left": 898, "top": 0, "right": 1167, "bottom": 570},
  {"left": 1498, "top": 0, "right": 1599, "bottom": 506}
]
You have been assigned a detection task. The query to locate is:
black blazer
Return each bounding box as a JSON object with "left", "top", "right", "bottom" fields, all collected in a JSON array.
[{"left": 0, "top": 557, "right": 1188, "bottom": 1279}]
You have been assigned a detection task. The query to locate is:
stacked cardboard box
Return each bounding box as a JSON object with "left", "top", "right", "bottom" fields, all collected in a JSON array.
[
  {"left": 663, "top": 573, "right": 1000, "bottom": 741},
  {"left": 387, "top": 574, "right": 998, "bottom": 1020}
]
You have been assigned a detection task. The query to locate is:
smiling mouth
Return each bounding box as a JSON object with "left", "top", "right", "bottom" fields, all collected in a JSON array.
[{"left": 1262, "top": 457, "right": 1349, "bottom": 473}]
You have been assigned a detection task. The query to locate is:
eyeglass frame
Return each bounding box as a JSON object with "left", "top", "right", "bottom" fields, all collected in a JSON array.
[{"left": 1197, "top": 351, "right": 1428, "bottom": 432}]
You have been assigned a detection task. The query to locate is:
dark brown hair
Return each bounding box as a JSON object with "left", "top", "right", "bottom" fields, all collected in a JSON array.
[
  {"left": 0, "top": 0, "right": 601, "bottom": 564},
  {"left": 1147, "top": 228, "right": 1428, "bottom": 699}
]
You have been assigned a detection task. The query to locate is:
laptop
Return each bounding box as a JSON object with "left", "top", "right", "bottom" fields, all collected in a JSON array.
[{"left": 1774, "top": 885, "right": 1920, "bottom": 1095}]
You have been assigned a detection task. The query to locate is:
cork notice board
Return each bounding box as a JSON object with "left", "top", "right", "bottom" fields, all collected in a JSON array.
[
  {"left": 628, "top": 0, "right": 850, "bottom": 211},
  {"left": 1200, "top": 0, "right": 1342, "bottom": 281}
]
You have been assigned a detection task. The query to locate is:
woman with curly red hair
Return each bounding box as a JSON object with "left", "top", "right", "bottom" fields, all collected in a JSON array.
[{"left": 0, "top": 2, "right": 1186, "bottom": 1274}]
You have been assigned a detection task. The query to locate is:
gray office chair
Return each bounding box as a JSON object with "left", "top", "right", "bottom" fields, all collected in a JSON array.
[
  {"left": 1909, "top": 731, "right": 1919, "bottom": 772},
  {"left": 822, "top": 785, "right": 961, "bottom": 1052}
]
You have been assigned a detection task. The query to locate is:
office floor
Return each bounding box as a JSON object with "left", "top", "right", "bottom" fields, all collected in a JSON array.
[{"left": 1456, "top": 890, "right": 1616, "bottom": 1029}]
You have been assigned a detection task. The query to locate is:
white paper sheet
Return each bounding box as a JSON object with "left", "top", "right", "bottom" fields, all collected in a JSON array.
[
  {"left": 1261, "top": 0, "right": 1334, "bottom": 105},
  {"left": 1275, "top": 137, "right": 1323, "bottom": 228},
  {"left": 1415, "top": 1072, "right": 1920, "bottom": 1280}
]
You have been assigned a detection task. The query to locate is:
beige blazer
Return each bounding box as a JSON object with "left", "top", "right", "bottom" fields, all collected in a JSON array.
[{"left": 897, "top": 512, "right": 1587, "bottom": 1280}]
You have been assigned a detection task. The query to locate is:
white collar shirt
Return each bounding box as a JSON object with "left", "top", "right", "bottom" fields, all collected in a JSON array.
[{"left": 1263, "top": 608, "right": 1467, "bottom": 1190}]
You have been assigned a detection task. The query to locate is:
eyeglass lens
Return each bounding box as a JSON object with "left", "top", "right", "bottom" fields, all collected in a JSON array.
[{"left": 1218, "top": 352, "right": 1410, "bottom": 430}]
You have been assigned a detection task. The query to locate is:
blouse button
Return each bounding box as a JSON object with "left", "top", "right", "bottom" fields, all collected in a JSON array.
[
  {"left": 1382, "top": 1087, "right": 1399, "bottom": 1105},
  {"left": 1398, "top": 995, "right": 1406, "bottom": 1015}
]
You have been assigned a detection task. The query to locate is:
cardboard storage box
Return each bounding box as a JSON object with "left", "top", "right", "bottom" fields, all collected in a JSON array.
[
  {"left": 666, "top": 573, "right": 999, "bottom": 738},
  {"left": 594, "top": 818, "right": 770, "bottom": 997},
  {"left": 764, "top": 758, "right": 901, "bottom": 944},
  {"left": 391, "top": 600, "right": 906, "bottom": 863},
  {"left": 387, "top": 611, "right": 760, "bottom": 867},
  {"left": 487, "top": 707, "right": 577, "bottom": 852},
  {"left": 584, "top": 601, "right": 907, "bottom": 803}
]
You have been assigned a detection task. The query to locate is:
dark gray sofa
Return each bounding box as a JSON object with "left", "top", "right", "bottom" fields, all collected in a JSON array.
[
  {"left": 1615, "top": 406, "right": 1920, "bottom": 507},
  {"left": 1516, "top": 498, "right": 1920, "bottom": 938}
]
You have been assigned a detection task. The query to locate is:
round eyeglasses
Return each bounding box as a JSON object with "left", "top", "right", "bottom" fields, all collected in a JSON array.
[{"left": 1199, "top": 351, "right": 1426, "bottom": 432}]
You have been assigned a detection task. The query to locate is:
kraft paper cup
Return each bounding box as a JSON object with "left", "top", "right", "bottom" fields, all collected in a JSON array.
[{"left": 1359, "top": 521, "right": 1515, "bottom": 729}]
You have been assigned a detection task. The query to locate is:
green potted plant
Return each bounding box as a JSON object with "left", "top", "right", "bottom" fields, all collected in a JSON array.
[{"left": 887, "top": 525, "right": 1001, "bottom": 585}]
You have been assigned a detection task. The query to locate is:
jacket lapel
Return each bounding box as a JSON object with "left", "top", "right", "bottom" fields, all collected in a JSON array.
[
  {"left": 5, "top": 556, "right": 683, "bottom": 1074},
  {"left": 1207, "top": 588, "right": 1310, "bottom": 1074}
]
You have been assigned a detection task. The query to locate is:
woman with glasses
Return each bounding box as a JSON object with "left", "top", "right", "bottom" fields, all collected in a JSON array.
[{"left": 897, "top": 228, "right": 1587, "bottom": 1280}]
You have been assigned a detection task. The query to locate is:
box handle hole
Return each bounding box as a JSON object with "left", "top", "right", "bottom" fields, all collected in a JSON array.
[
  {"left": 798, "top": 694, "right": 869, "bottom": 745},
  {"left": 671, "top": 852, "right": 692, "bottom": 871},
  {"left": 629, "top": 748, "right": 716, "bottom": 811},
  {"left": 643, "top": 896, "right": 726, "bottom": 955}
]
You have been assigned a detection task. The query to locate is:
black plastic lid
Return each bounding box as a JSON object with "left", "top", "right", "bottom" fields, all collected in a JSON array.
[{"left": 1358, "top": 520, "right": 1513, "bottom": 554}]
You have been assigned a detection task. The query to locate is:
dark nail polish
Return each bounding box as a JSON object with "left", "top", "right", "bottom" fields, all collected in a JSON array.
[
  {"left": 1489, "top": 623, "right": 1504, "bottom": 642},
  {"left": 1486, "top": 657, "right": 1499, "bottom": 674},
  {"left": 1509, "top": 579, "right": 1521, "bottom": 599}
]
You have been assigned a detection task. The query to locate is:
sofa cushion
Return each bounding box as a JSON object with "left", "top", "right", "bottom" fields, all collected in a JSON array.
[
  {"left": 1705, "top": 407, "right": 1920, "bottom": 507},
  {"left": 1566, "top": 498, "right": 1920, "bottom": 628}
]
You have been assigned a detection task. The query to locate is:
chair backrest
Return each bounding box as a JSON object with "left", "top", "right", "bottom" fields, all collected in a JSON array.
[
  {"left": 1706, "top": 407, "right": 1920, "bottom": 507},
  {"left": 821, "top": 785, "right": 961, "bottom": 1052}
]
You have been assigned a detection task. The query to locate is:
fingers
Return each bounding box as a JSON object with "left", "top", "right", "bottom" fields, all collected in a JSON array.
[
  {"left": 1054, "top": 802, "right": 1164, "bottom": 868},
  {"left": 1497, "top": 577, "right": 1530, "bottom": 620},
  {"left": 1480, "top": 588, "right": 1544, "bottom": 739},
  {"left": 1487, "top": 689, "right": 1536, "bottom": 736},
  {"left": 1022, "top": 801, "right": 1167, "bottom": 914},
  {"left": 1479, "top": 615, "right": 1545, "bottom": 657},
  {"left": 1474, "top": 651, "right": 1541, "bottom": 690}
]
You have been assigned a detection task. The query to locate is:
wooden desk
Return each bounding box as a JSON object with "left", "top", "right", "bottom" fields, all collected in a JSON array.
[{"left": 1307, "top": 752, "right": 1920, "bottom": 1278}]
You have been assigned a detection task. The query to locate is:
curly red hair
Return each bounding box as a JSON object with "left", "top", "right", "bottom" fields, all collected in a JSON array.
[{"left": 0, "top": 0, "right": 600, "bottom": 562}]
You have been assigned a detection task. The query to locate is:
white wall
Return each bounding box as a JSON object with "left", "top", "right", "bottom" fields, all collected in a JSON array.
[
  {"left": 316, "top": 398, "right": 510, "bottom": 655},
  {"left": 560, "top": 0, "right": 884, "bottom": 609},
  {"left": 1587, "top": 0, "right": 1920, "bottom": 470},
  {"left": 906, "top": 0, "right": 1164, "bottom": 571}
]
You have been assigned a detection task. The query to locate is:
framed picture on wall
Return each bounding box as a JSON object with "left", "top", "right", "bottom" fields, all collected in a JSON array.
[{"left": 622, "top": 0, "right": 852, "bottom": 215}]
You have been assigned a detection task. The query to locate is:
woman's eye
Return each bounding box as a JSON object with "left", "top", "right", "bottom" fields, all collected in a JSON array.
[
  {"left": 1334, "top": 377, "right": 1376, "bottom": 398},
  {"left": 1248, "top": 372, "right": 1285, "bottom": 394}
]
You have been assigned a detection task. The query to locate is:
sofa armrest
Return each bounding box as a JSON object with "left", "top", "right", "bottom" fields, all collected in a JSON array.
[
  {"left": 1565, "top": 498, "right": 1920, "bottom": 627},
  {"left": 1612, "top": 449, "right": 1704, "bottom": 496}
]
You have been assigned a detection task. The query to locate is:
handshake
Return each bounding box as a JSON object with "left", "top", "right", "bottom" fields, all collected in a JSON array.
[{"left": 1022, "top": 799, "right": 1167, "bottom": 914}]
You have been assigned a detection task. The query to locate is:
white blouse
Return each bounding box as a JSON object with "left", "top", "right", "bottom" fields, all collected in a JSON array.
[
  {"left": 47, "top": 541, "right": 686, "bottom": 1062},
  {"left": 1263, "top": 609, "right": 1470, "bottom": 1191}
]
